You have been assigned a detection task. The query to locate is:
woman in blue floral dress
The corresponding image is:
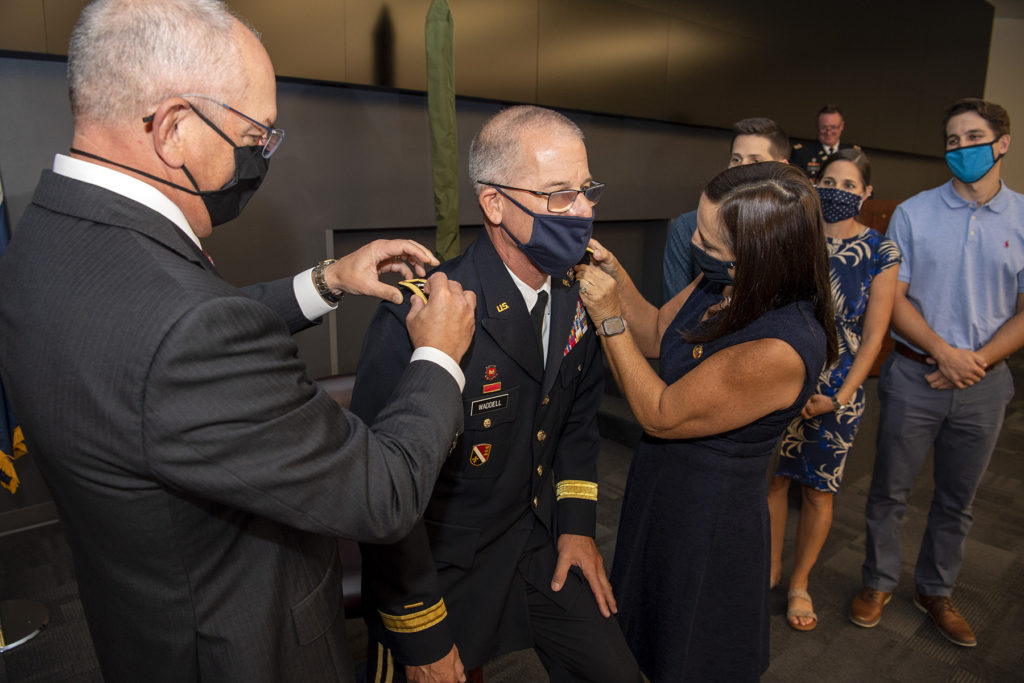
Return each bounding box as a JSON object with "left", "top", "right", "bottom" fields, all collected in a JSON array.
[{"left": 769, "top": 150, "right": 901, "bottom": 631}]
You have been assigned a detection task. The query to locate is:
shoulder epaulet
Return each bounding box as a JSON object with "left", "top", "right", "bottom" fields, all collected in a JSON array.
[{"left": 398, "top": 279, "right": 428, "bottom": 304}]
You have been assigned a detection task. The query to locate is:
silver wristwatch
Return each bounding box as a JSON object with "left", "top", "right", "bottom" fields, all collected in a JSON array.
[{"left": 597, "top": 316, "right": 627, "bottom": 337}]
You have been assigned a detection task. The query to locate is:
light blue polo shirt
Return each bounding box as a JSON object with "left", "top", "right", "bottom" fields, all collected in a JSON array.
[{"left": 889, "top": 179, "right": 1024, "bottom": 353}]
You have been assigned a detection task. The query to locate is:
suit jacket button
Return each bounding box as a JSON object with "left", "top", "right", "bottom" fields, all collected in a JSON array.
[
  {"left": 577, "top": 363, "right": 582, "bottom": 372},
  {"left": 532, "top": 496, "right": 539, "bottom": 508},
  {"left": 536, "top": 465, "right": 543, "bottom": 476},
  {"left": 483, "top": 418, "right": 492, "bottom": 428},
  {"left": 541, "top": 396, "right": 549, "bottom": 406},
  {"left": 536, "top": 430, "right": 546, "bottom": 442}
]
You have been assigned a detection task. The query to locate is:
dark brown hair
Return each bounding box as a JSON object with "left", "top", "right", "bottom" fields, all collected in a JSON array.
[
  {"left": 817, "top": 148, "right": 871, "bottom": 187},
  {"left": 818, "top": 104, "right": 843, "bottom": 119},
  {"left": 732, "top": 117, "right": 791, "bottom": 160},
  {"left": 687, "top": 162, "right": 838, "bottom": 366},
  {"left": 942, "top": 98, "right": 1010, "bottom": 141}
]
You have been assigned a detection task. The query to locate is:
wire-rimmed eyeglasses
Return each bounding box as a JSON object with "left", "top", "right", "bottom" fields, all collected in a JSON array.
[
  {"left": 479, "top": 181, "right": 605, "bottom": 213},
  {"left": 143, "top": 93, "right": 285, "bottom": 158}
]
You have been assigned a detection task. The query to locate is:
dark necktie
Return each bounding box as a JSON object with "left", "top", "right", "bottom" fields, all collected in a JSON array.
[{"left": 531, "top": 290, "right": 548, "bottom": 354}]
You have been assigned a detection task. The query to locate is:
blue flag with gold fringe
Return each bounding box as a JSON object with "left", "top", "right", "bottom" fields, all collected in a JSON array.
[{"left": 0, "top": 166, "right": 27, "bottom": 493}]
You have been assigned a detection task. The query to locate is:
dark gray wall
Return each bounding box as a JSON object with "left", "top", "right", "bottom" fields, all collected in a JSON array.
[{"left": 0, "top": 54, "right": 950, "bottom": 382}]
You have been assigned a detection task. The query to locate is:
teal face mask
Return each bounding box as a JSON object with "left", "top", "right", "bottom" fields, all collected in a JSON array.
[{"left": 945, "top": 142, "right": 1003, "bottom": 184}]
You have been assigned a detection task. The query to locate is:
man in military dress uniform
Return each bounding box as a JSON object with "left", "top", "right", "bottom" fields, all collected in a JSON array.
[
  {"left": 790, "top": 104, "right": 859, "bottom": 177},
  {"left": 350, "top": 106, "right": 642, "bottom": 683}
]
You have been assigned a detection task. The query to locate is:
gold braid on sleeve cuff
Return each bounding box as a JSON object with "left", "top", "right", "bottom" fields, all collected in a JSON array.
[
  {"left": 378, "top": 599, "right": 447, "bottom": 634},
  {"left": 556, "top": 479, "right": 598, "bottom": 502}
]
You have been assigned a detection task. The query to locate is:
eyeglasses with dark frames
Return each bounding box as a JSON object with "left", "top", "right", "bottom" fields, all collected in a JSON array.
[
  {"left": 479, "top": 181, "right": 605, "bottom": 213},
  {"left": 142, "top": 93, "right": 285, "bottom": 158}
]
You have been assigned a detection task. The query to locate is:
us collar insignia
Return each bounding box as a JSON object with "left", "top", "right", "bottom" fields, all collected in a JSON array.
[
  {"left": 692, "top": 344, "right": 703, "bottom": 359},
  {"left": 470, "top": 443, "right": 492, "bottom": 466},
  {"left": 398, "top": 279, "right": 428, "bottom": 303},
  {"left": 496, "top": 301, "right": 510, "bottom": 313}
]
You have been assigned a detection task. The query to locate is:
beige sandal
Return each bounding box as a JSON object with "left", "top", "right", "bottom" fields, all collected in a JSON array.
[{"left": 787, "top": 588, "right": 818, "bottom": 632}]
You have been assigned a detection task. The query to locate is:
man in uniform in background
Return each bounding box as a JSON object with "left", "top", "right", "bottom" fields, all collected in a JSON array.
[
  {"left": 790, "top": 104, "right": 858, "bottom": 177},
  {"left": 351, "top": 105, "right": 641, "bottom": 683}
]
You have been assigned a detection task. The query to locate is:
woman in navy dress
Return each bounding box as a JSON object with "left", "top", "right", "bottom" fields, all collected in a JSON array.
[
  {"left": 769, "top": 150, "right": 901, "bottom": 631},
  {"left": 574, "top": 163, "right": 837, "bottom": 682}
]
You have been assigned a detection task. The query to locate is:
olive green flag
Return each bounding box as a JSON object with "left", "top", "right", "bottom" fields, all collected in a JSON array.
[{"left": 426, "top": 0, "right": 459, "bottom": 262}]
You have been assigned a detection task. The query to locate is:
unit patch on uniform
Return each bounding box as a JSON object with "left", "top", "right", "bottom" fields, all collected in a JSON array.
[
  {"left": 484, "top": 365, "right": 498, "bottom": 381},
  {"left": 470, "top": 443, "right": 492, "bottom": 466},
  {"left": 470, "top": 393, "right": 509, "bottom": 415}
]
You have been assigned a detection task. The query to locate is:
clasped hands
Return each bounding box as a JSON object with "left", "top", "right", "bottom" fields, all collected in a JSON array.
[{"left": 925, "top": 346, "right": 987, "bottom": 390}]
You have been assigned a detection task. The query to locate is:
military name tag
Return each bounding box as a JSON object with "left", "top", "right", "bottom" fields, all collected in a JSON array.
[{"left": 470, "top": 393, "right": 509, "bottom": 416}]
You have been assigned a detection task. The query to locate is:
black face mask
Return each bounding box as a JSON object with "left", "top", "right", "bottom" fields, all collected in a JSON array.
[
  {"left": 179, "top": 144, "right": 268, "bottom": 226},
  {"left": 69, "top": 107, "right": 270, "bottom": 227}
]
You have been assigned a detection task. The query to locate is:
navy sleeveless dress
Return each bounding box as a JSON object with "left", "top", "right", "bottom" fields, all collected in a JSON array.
[{"left": 610, "top": 277, "right": 827, "bottom": 682}]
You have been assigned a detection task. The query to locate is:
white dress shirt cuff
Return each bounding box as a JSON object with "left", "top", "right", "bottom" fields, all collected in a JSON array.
[
  {"left": 293, "top": 268, "right": 337, "bottom": 320},
  {"left": 411, "top": 347, "right": 466, "bottom": 392}
]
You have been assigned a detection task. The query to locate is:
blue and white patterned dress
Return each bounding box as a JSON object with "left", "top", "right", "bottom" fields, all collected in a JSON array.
[{"left": 775, "top": 227, "right": 901, "bottom": 493}]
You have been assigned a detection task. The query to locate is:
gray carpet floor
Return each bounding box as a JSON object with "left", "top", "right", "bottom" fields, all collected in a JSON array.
[{"left": 2, "top": 354, "right": 1022, "bottom": 682}]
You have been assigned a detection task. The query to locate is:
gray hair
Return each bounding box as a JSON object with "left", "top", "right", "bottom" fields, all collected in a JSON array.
[
  {"left": 68, "top": 0, "right": 255, "bottom": 126},
  {"left": 468, "top": 105, "right": 584, "bottom": 196}
]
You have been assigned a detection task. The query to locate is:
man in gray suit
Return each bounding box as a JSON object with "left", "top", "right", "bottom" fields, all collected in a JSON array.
[{"left": 0, "top": 1, "right": 476, "bottom": 681}]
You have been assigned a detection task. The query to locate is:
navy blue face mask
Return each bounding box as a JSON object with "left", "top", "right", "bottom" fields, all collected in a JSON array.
[
  {"left": 495, "top": 188, "right": 594, "bottom": 277},
  {"left": 816, "top": 186, "right": 864, "bottom": 223},
  {"left": 945, "top": 142, "right": 1003, "bottom": 184},
  {"left": 692, "top": 243, "right": 735, "bottom": 286}
]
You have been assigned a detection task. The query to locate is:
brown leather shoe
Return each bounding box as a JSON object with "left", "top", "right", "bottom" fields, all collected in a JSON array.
[
  {"left": 915, "top": 594, "right": 977, "bottom": 647},
  {"left": 849, "top": 587, "right": 892, "bottom": 627}
]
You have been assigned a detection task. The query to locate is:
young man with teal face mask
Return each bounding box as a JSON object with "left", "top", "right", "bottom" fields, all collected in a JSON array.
[{"left": 851, "top": 99, "right": 1024, "bottom": 649}]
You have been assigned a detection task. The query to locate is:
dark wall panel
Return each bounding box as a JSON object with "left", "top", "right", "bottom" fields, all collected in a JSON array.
[{"left": 538, "top": 0, "right": 670, "bottom": 120}]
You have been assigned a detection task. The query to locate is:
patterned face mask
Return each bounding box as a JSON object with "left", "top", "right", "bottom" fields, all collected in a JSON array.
[{"left": 816, "top": 186, "right": 863, "bottom": 224}]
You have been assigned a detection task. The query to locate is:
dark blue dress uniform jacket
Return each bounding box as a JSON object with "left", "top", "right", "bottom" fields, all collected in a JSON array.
[
  {"left": 350, "top": 228, "right": 603, "bottom": 668},
  {"left": 789, "top": 141, "right": 859, "bottom": 177}
]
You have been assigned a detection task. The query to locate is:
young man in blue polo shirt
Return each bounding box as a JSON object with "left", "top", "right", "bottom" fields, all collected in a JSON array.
[{"left": 851, "top": 99, "right": 1024, "bottom": 647}]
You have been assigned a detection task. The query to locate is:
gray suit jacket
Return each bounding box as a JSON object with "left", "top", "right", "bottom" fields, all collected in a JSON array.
[{"left": 0, "top": 171, "right": 463, "bottom": 682}]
